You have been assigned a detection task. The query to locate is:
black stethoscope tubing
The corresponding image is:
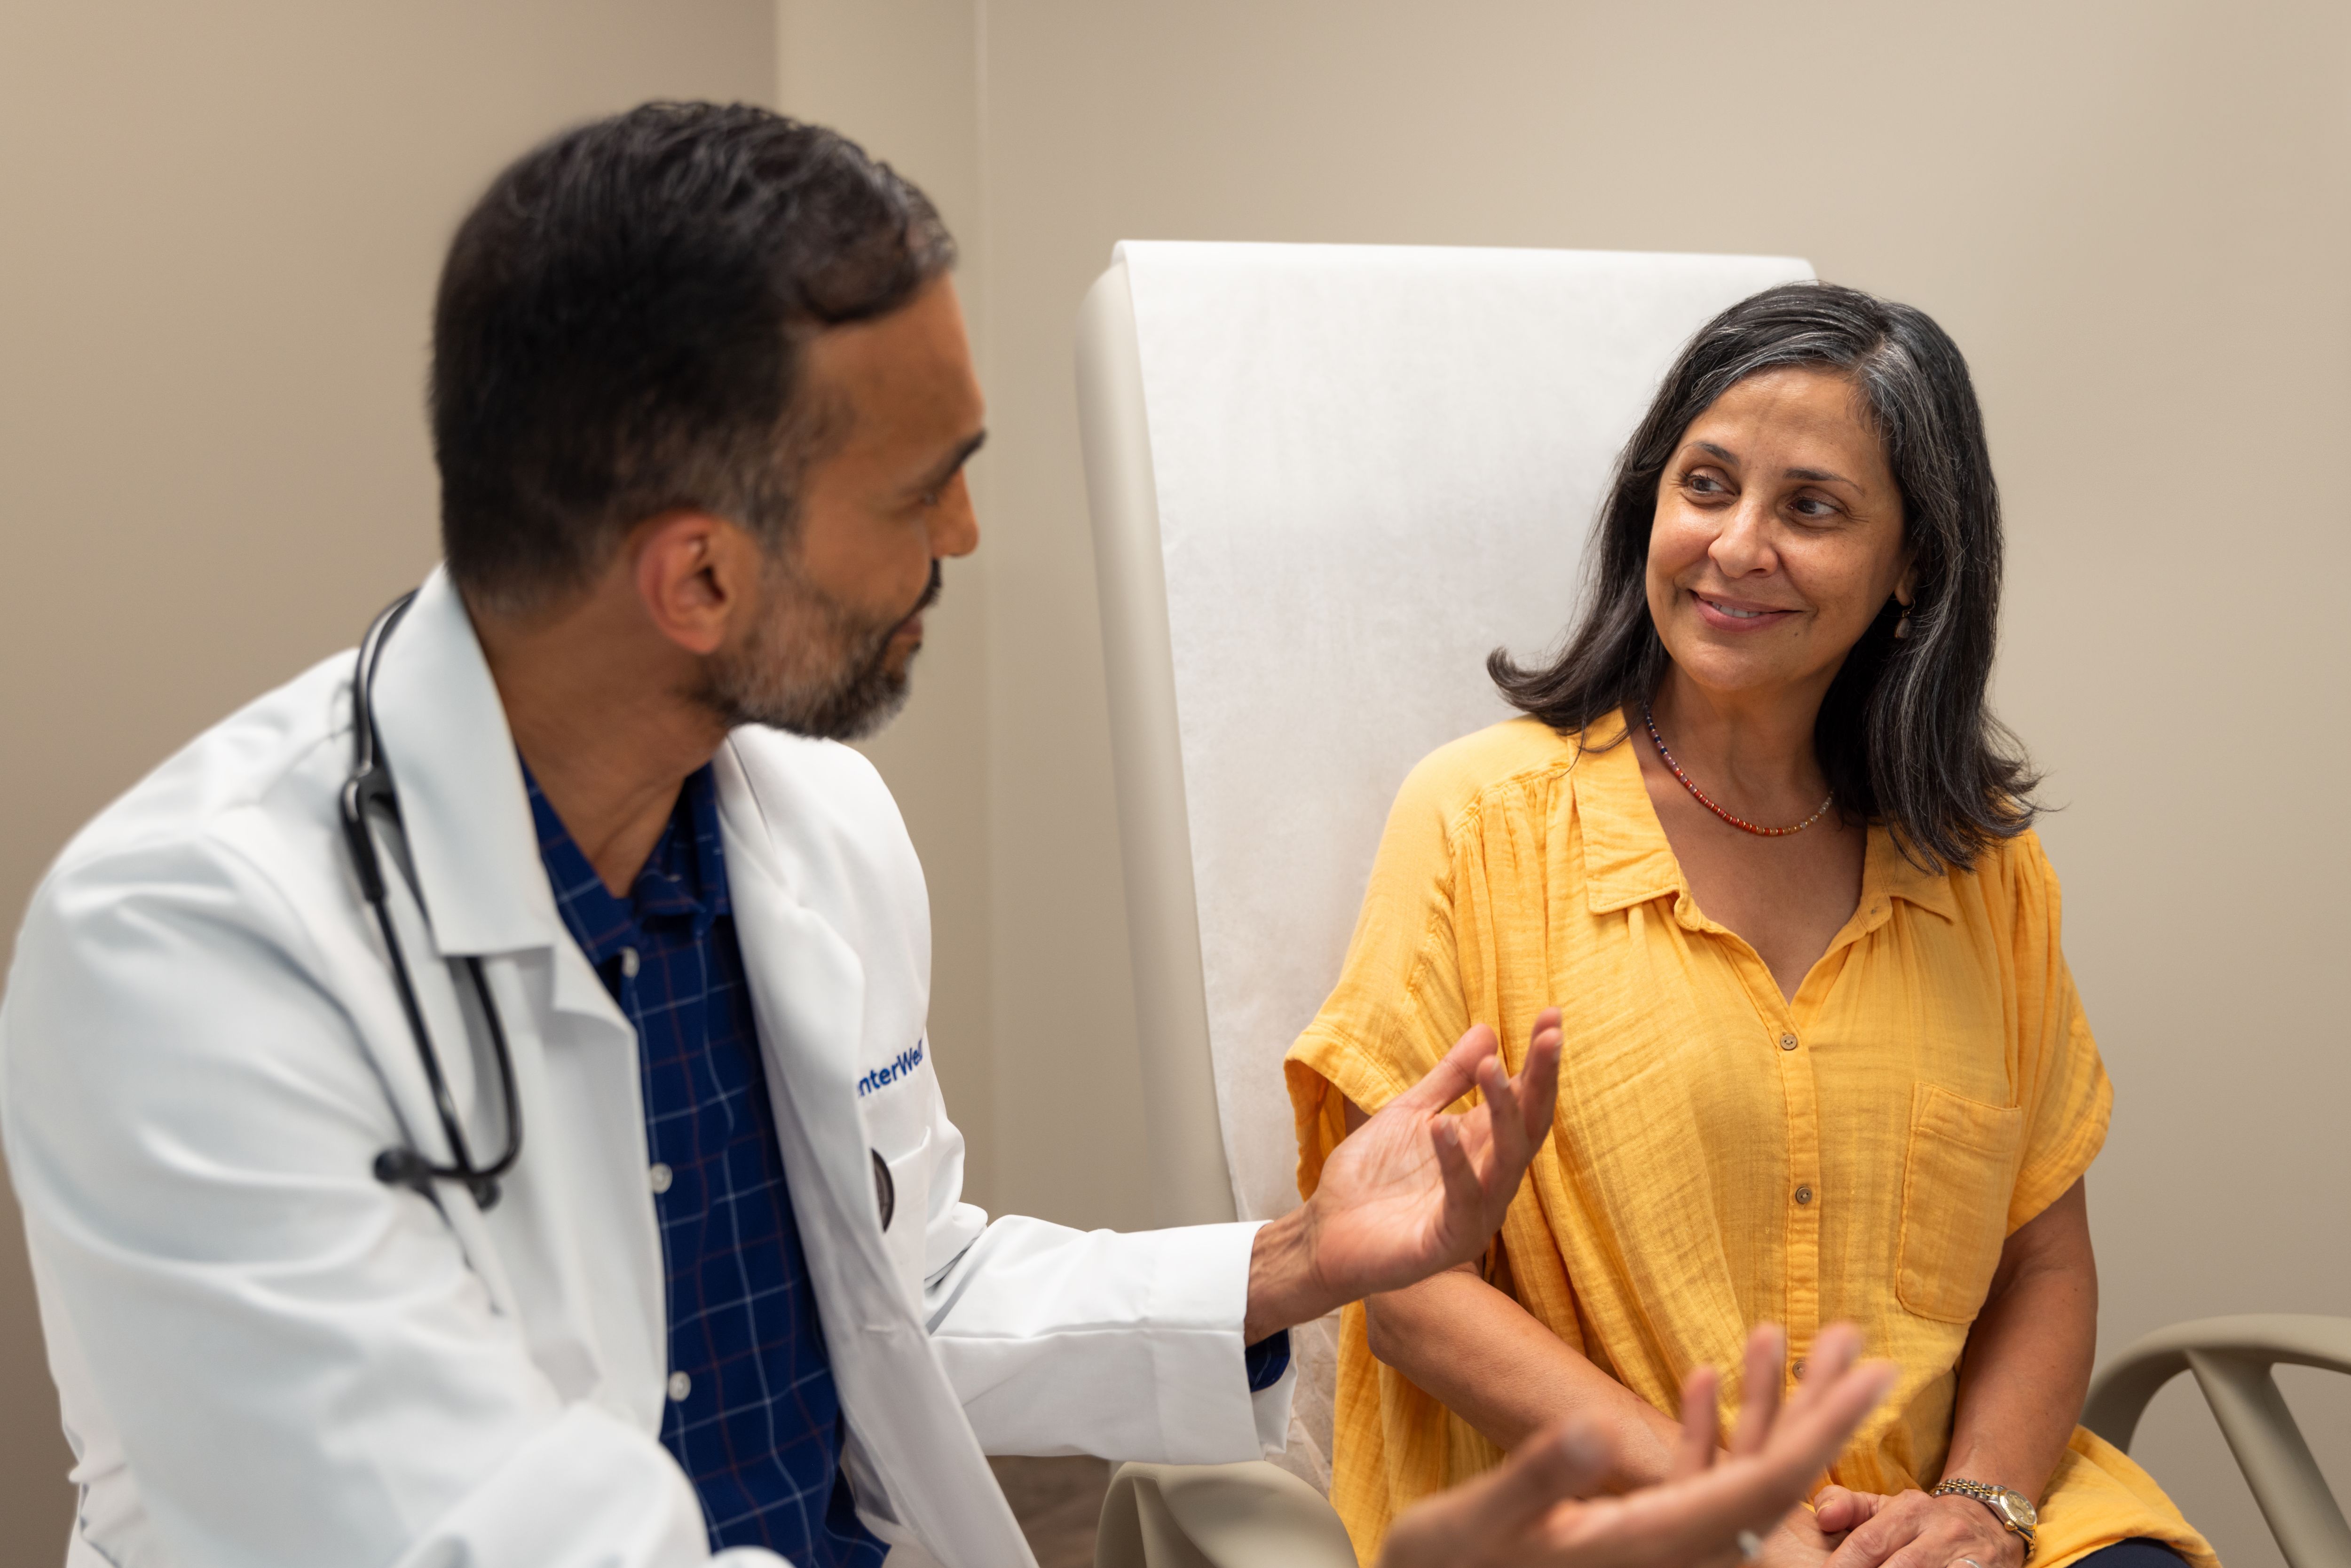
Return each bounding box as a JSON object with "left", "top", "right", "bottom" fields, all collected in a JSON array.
[
  {"left": 342, "top": 591, "right": 523, "bottom": 1211},
  {"left": 341, "top": 591, "right": 904, "bottom": 1235}
]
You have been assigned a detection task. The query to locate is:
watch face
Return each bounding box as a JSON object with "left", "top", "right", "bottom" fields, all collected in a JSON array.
[{"left": 1995, "top": 1490, "right": 2038, "bottom": 1529}]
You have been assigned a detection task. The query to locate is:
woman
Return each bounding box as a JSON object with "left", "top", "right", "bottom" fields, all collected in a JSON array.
[{"left": 1285, "top": 283, "right": 2212, "bottom": 1568}]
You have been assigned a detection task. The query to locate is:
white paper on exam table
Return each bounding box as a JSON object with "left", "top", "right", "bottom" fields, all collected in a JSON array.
[{"left": 1118, "top": 239, "right": 1813, "bottom": 1474}]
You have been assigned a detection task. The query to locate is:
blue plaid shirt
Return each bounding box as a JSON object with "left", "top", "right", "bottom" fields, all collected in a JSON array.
[{"left": 528, "top": 763, "right": 884, "bottom": 1566}]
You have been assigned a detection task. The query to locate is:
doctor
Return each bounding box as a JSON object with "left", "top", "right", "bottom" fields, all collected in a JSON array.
[{"left": 1, "top": 102, "right": 1884, "bottom": 1568}]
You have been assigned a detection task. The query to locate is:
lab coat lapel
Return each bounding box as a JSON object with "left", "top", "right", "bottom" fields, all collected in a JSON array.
[
  {"left": 362, "top": 567, "right": 631, "bottom": 1037},
  {"left": 712, "top": 742, "right": 1037, "bottom": 1568},
  {"left": 359, "top": 567, "right": 661, "bottom": 1419}
]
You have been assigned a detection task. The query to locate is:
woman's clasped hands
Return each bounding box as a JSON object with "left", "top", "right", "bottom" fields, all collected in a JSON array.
[
  {"left": 1378, "top": 1322, "right": 1897, "bottom": 1568},
  {"left": 1812, "top": 1482, "right": 2025, "bottom": 1568}
]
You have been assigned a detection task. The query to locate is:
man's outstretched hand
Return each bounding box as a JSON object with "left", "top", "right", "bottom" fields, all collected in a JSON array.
[
  {"left": 1378, "top": 1323, "right": 1897, "bottom": 1568},
  {"left": 1243, "top": 1010, "right": 1563, "bottom": 1342}
]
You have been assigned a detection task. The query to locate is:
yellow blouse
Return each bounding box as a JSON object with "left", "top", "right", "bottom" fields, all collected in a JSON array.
[{"left": 1285, "top": 714, "right": 2212, "bottom": 1568}]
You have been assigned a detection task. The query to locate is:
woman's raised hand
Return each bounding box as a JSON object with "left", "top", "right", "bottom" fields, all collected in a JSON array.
[
  {"left": 1378, "top": 1323, "right": 1897, "bottom": 1568},
  {"left": 1244, "top": 1011, "right": 1563, "bottom": 1340}
]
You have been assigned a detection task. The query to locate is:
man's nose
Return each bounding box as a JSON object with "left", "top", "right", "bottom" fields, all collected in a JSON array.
[{"left": 931, "top": 472, "right": 980, "bottom": 559}]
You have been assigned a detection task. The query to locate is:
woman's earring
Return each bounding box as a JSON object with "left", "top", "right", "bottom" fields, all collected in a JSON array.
[{"left": 1894, "top": 604, "right": 1912, "bottom": 639}]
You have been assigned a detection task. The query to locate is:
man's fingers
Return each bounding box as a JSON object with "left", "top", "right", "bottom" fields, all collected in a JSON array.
[
  {"left": 1759, "top": 1357, "right": 1896, "bottom": 1493},
  {"left": 1430, "top": 1117, "right": 1483, "bottom": 1230},
  {"left": 1671, "top": 1364, "right": 1720, "bottom": 1480},
  {"left": 1488, "top": 1417, "right": 1615, "bottom": 1532},
  {"left": 1784, "top": 1323, "right": 1862, "bottom": 1418},
  {"left": 1587, "top": 1350, "right": 1892, "bottom": 1568},
  {"left": 1471, "top": 1051, "right": 1528, "bottom": 1198},
  {"left": 1517, "top": 1012, "right": 1563, "bottom": 1146},
  {"left": 1390, "top": 1023, "right": 1498, "bottom": 1115},
  {"left": 1728, "top": 1324, "right": 1785, "bottom": 1457},
  {"left": 1469, "top": 1008, "right": 1563, "bottom": 1207}
]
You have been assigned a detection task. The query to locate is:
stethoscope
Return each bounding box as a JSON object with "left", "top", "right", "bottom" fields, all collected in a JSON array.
[
  {"left": 342, "top": 591, "right": 524, "bottom": 1211},
  {"left": 337, "top": 592, "right": 899, "bottom": 1233}
]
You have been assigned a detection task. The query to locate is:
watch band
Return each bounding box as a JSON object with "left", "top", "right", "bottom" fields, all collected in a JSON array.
[{"left": 1933, "top": 1479, "right": 2037, "bottom": 1552}]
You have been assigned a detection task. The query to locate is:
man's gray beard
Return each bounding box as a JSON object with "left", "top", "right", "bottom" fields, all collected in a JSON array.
[{"left": 697, "top": 556, "right": 922, "bottom": 742}]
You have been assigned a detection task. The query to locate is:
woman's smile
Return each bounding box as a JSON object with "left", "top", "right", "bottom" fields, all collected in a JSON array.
[{"left": 1688, "top": 589, "right": 1800, "bottom": 632}]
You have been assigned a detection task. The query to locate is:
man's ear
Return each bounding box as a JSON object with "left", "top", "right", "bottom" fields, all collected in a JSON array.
[{"left": 630, "top": 511, "right": 758, "bottom": 656}]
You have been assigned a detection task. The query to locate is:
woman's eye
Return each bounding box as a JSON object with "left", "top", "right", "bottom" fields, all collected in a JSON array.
[
  {"left": 1683, "top": 472, "right": 1726, "bottom": 496},
  {"left": 1791, "top": 495, "right": 1837, "bottom": 519}
]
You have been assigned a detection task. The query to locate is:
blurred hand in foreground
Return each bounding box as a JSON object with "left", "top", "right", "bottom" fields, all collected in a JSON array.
[{"left": 1377, "top": 1322, "right": 1896, "bottom": 1568}]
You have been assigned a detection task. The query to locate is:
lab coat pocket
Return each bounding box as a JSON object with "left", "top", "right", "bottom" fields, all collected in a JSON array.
[
  {"left": 1895, "top": 1083, "right": 2025, "bottom": 1324},
  {"left": 879, "top": 1129, "right": 932, "bottom": 1310}
]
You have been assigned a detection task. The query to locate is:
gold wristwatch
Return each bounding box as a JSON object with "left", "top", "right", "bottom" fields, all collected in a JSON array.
[{"left": 1933, "top": 1478, "right": 2038, "bottom": 1555}]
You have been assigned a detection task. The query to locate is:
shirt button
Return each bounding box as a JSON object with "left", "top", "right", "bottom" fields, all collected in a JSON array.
[
  {"left": 1779, "top": 1032, "right": 1799, "bottom": 1051},
  {"left": 619, "top": 946, "right": 641, "bottom": 979},
  {"left": 648, "top": 1162, "right": 673, "bottom": 1195},
  {"left": 667, "top": 1371, "right": 692, "bottom": 1403},
  {"left": 1795, "top": 1184, "right": 1815, "bottom": 1205},
  {"left": 1793, "top": 1358, "right": 1807, "bottom": 1379}
]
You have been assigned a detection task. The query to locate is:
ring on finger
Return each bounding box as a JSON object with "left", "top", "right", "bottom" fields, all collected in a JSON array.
[
  {"left": 1958, "top": 1558, "right": 1986, "bottom": 1568},
  {"left": 1736, "top": 1530, "right": 1765, "bottom": 1562}
]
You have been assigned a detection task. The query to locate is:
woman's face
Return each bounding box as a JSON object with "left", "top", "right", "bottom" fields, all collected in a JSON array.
[{"left": 1645, "top": 366, "right": 1914, "bottom": 704}]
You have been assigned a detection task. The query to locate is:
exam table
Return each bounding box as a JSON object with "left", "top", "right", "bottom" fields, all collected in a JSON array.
[{"left": 1075, "top": 239, "right": 1809, "bottom": 1561}]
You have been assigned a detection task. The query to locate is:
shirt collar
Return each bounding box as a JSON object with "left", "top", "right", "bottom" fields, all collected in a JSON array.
[
  {"left": 525, "top": 762, "right": 732, "bottom": 966},
  {"left": 1571, "top": 714, "right": 1685, "bottom": 914},
  {"left": 1867, "top": 827, "right": 1961, "bottom": 922},
  {"left": 1571, "top": 708, "right": 1958, "bottom": 924}
]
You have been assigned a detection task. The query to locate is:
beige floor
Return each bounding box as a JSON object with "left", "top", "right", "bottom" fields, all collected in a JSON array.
[{"left": 992, "top": 1455, "right": 1113, "bottom": 1568}]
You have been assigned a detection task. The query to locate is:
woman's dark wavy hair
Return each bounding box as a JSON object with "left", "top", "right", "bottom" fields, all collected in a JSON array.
[{"left": 1489, "top": 280, "right": 2037, "bottom": 871}]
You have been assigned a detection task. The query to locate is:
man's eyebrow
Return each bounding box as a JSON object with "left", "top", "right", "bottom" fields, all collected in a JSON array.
[{"left": 914, "top": 430, "right": 987, "bottom": 494}]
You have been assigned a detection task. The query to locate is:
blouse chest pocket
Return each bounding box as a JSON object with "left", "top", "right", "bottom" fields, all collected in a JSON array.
[{"left": 1896, "top": 1083, "right": 2026, "bottom": 1324}]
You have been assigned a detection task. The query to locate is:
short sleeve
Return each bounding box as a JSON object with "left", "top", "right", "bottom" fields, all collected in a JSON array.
[
  {"left": 2005, "top": 833, "right": 2114, "bottom": 1231},
  {"left": 1282, "top": 754, "right": 1476, "bottom": 1203}
]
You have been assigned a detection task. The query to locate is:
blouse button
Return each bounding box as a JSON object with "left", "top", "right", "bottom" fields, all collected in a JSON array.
[
  {"left": 648, "top": 1162, "right": 673, "bottom": 1195},
  {"left": 667, "top": 1371, "right": 692, "bottom": 1403},
  {"left": 1794, "top": 1185, "right": 1815, "bottom": 1206},
  {"left": 619, "top": 946, "right": 642, "bottom": 979},
  {"left": 1778, "top": 1032, "right": 1799, "bottom": 1051}
]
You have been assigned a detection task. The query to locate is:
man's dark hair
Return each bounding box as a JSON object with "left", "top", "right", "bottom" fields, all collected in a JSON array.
[
  {"left": 431, "top": 102, "right": 956, "bottom": 609},
  {"left": 1489, "top": 280, "right": 2037, "bottom": 871}
]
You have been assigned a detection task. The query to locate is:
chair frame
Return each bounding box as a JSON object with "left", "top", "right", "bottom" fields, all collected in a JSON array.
[{"left": 2083, "top": 1313, "right": 2351, "bottom": 1568}]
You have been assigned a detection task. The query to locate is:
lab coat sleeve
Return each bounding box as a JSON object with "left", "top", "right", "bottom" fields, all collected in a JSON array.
[
  {"left": 0, "top": 833, "right": 782, "bottom": 1568},
  {"left": 909, "top": 1074, "right": 1295, "bottom": 1462}
]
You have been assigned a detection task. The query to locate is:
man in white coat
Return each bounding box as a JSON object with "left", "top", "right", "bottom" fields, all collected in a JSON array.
[{"left": 0, "top": 103, "right": 1888, "bottom": 1568}]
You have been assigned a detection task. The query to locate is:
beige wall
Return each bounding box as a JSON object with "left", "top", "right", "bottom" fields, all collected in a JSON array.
[
  {"left": 794, "top": 3, "right": 2351, "bottom": 1566},
  {"left": 0, "top": 1, "right": 774, "bottom": 1550}
]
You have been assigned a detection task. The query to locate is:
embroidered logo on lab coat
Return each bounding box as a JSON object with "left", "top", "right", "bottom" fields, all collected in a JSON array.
[{"left": 857, "top": 1037, "right": 925, "bottom": 1097}]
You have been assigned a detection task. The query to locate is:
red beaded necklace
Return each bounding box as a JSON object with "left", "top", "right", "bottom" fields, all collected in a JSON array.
[{"left": 1641, "top": 703, "right": 1834, "bottom": 837}]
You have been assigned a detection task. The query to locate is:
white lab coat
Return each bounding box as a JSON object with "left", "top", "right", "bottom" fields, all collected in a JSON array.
[{"left": 0, "top": 569, "right": 1291, "bottom": 1568}]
